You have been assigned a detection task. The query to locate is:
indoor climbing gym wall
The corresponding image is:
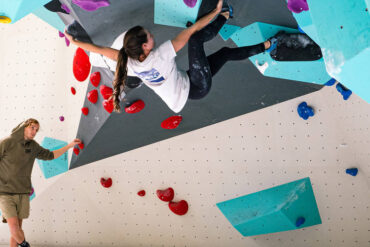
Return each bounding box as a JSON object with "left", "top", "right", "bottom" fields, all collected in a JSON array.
[{"left": 0, "top": 0, "right": 369, "bottom": 246}]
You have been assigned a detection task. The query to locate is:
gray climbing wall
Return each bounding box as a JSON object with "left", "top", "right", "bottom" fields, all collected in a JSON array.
[{"left": 65, "top": 0, "right": 323, "bottom": 169}]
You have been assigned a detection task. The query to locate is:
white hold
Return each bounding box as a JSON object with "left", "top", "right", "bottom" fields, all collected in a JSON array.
[{"left": 255, "top": 60, "right": 269, "bottom": 74}]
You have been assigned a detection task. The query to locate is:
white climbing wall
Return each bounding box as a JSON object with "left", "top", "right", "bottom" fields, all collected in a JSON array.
[{"left": 0, "top": 14, "right": 369, "bottom": 247}]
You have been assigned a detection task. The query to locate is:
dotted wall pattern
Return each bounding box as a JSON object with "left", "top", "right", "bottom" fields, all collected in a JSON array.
[{"left": 0, "top": 13, "right": 369, "bottom": 247}]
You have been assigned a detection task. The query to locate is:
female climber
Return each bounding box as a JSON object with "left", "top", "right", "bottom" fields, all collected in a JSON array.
[{"left": 65, "top": 0, "right": 276, "bottom": 113}]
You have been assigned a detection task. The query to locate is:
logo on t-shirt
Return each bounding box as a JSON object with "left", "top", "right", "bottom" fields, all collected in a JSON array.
[{"left": 134, "top": 68, "right": 165, "bottom": 84}]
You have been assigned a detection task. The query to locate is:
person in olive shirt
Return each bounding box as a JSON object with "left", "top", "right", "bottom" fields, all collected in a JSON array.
[{"left": 0, "top": 119, "right": 81, "bottom": 247}]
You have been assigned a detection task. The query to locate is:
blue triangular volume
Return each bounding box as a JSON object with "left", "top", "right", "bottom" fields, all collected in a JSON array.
[
  {"left": 216, "top": 177, "right": 322, "bottom": 237},
  {"left": 37, "top": 137, "right": 68, "bottom": 179}
]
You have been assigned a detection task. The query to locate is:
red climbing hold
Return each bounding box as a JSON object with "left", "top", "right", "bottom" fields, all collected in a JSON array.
[
  {"left": 71, "top": 87, "right": 76, "bottom": 95},
  {"left": 156, "top": 187, "right": 174, "bottom": 202},
  {"left": 73, "top": 147, "right": 80, "bottom": 155},
  {"left": 90, "top": 71, "right": 101, "bottom": 87},
  {"left": 100, "top": 85, "right": 113, "bottom": 100},
  {"left": 137, "top": 190, "right": 146, "bottom": 197},
  {"left": 87, "top": 89, "right": 98, "bottom": 104},
  {"left": 161, "top": 116, "right": 183, "bottom": 129},
  {"left": 125, "top": 100, "right": 145, "bottom": 114},
  {"left": 103, "top": 99, "right": 114, "bottom": 113},
  {"left": 100, "top": 177, "right": 112, "bottom": 188},
  {"left": 78, "top": 142, "right": 84, "bottom": 150},
  {"left": 169, "top": 200, "right": 188, "bottom": 216},
  {"left": 81, "top": 107, "right": 89, "bottom": 116},
  {"left": 73, "top": 47, "right": 91, "bottom": 82}
]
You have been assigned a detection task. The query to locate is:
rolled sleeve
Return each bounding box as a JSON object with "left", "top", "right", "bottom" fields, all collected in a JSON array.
[{"left": 35, "top": 143, "right": 54, "bottom": 160}]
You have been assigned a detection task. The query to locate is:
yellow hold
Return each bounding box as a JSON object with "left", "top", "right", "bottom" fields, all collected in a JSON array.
[{"left": 0, "top": 16, "right": 11, "bottom": 24}]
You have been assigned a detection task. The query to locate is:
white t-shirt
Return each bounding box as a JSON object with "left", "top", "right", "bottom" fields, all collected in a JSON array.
[{"left": 127, "top": 40, "right": 190, "bottom": 113}]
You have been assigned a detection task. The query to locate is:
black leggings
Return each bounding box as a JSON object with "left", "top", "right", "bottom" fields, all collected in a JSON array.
[{"left": 187, "top": 15, "right": 266, "bottom": 99}]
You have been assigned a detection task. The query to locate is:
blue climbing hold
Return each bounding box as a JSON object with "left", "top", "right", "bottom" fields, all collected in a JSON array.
[
  {"left": 298, "top": 26, "right": 305, "bottom": 34},
  {"left": 325, "top": 78, "right": 336, "bottom": 86},
  {"left": 336, "top": 83, "right": 352, "bottom": 100},
  {"left": 297, "top": 102, "right": 314, "bottom": 120},
  {"left": 295, "top": 217, "right": 305, "bottom": 227},
  {"left": 346, "top": 168, "right": 358, "bottom": 176}
]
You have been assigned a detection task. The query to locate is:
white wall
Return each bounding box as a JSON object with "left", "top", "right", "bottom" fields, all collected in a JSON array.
[{"left": 0, "top": 14, "right": 369, "bottom": 247}]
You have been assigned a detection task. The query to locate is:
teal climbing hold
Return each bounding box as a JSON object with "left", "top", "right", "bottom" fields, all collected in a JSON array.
[
  {"left": 219, "top": 24, "right": 241, "bottom": 41},
  {"left": 33, "top": 6, "right": 65, "bottom": 32},
  {"left": 0, "top": 0, "right": 51, "bottom": 24},
  {"left": 216, "top": 177, "right": 322, "bottom": 237},
  {"left": 37, "top": 137, "right": 68, "bottom": 179},
  {"left": 229, "top": 22, "right": 331, "bottom": 84},
  {"left": 290, "top": 0, "right": 370, "bottom": 103},
  {"left": 154, "top": 0, "right": 203, "bottom": 28}
]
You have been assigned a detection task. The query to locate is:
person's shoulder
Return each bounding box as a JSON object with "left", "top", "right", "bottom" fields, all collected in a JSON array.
[{"left": 0, "top": 136, "right": 13, "bottom": 145}]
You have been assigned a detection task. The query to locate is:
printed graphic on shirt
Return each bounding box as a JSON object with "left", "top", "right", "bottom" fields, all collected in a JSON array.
[{"left": 134, "top": 68, "right": 165, "bottom": 84}]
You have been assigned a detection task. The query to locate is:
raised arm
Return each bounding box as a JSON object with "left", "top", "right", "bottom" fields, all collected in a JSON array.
[
  {"left": 64, "top": 31, "right": 119, "bottom": 61},
  {"left": 171, "top": 0, "right": 223, "bottom": 53}
]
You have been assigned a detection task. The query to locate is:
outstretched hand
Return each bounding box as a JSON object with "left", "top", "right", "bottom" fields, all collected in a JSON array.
[
  {"left": 64, "top": 29, "right": 75, "bottom": 43},
  {"left": 68, "top": 138, "right": 82, "bottom": 148}
]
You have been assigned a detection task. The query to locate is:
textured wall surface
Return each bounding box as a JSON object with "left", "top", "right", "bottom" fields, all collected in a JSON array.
[{"left": 0, "top": 9, "right": 369, "bottom": 247}]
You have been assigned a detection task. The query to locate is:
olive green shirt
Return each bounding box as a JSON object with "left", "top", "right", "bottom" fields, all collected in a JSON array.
[{"left": 0, "top": 122, "right": 54, "bottom": 195}]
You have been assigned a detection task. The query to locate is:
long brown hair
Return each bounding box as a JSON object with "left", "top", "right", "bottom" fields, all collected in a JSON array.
[{"left": 112, "top": 26, "right": 148, "bottom": 112}]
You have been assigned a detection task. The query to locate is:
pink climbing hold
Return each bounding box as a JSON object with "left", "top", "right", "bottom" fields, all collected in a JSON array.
[
  {"left": 156, "top": 187, "right": 175, "bottom": 202},
  {"left": 137, "top": 190, "right": 146, "bottom": 197},
  {"left": 100, "top": 85, "right": 113, "bottom": 100},
  {"left": 73, "top": 48, "right": 91, "bottom": 82},
  {"left": 183, "top": 0, "right": 197, "bottom": 8},
  {"left": 90, "top": 71, "right": 101, "bottom": 87},
  {"left": 125, "top": 100, "right": 145, "bottom": 114},
  {"left": 88, "top": 89, "right": 98, "bottom": 104},
  {"left": 29, "top": 187, "right": 34, "bottom": 196},
  {"left": 73, "top": 147, "right": 80, "bottom": 155},
  {"left": 161, "top": 116, "right": 183, "bottom": 129},
  {"left": 61, "top": 4, "right": 71, "bottom": 13},
  {"left": 100, "top": 177, "right": 112, "bottom": 188},
  {"left": 72, "top": 0, "right": 110, "bottom": 12},
  {"left": 71, "top": 87, "right": 76, "bottom": 95},
  {"left": 169, "top": 200, "right": 189, "bottom": 216},
  {"left": 103, "top": 99, "right": 114, "bottom": 113},
  {"left": 59, "top": 116, "right": 65, "bottom": 121},
  {"left": 81, "top": 107, "right": 89, "bottom": 116},
  {"left": 65, "top": 37, "right": 70, "bottom": 47},
  {"left": 287, "top": 0, "right": 309, "bottom": 14},
  {"left": 58, "top": 31, "right": 65, "bottom": 37}
]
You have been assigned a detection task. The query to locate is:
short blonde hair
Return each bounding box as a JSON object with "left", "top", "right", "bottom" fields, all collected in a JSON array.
[{"left": 24, "top": 118, "right": 40, "bottom": 128}]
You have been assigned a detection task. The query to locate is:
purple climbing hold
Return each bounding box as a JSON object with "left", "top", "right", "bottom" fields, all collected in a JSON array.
[
  {"left": 65, "top": 37, "right": 70, "bottom": 47},
  {"left": 287, "top": 0, "right": 309, "bottom": 14},
  {"left": 59, "top": 116, "right": 65, "bottom": 122},
  {"left": 61, "top": 4, "right": 71, "bottom": 14},
  {"left": 72, "top": 0, "right": 110, "bottom": 12},
  {"left": 59, "top": 31, "right": 65, "bottom": 38},
  {"left": 183, "top": 0, "right": 197, "bottom": 8}
]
